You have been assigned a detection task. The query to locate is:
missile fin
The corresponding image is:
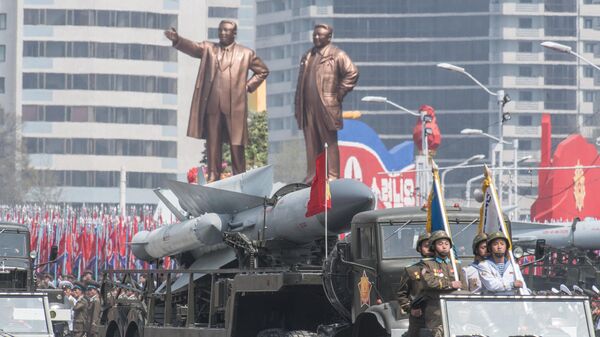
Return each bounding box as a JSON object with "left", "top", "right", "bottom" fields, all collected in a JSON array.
[
  {"left": 167, "top": 180, "right": 266, "bottom": 217},
  {"left": 153, "top": 188, "right": 186, "bottom": 221},
  {"left": 206, "top": 165, "right": 273, "bottom": 197},
  {"left": 160, "top": 248, "right": 236, "bottom": 293}
]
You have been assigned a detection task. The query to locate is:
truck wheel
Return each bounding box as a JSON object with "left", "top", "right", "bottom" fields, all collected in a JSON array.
[
  {"left": 284, "top": 331, "right": 317, "bottom": 337},
  {"left": 257, "top": 329, "right": 286, "bottom": 337}
]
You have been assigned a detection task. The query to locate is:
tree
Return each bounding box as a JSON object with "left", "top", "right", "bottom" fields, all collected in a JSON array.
[
  {"left": 221, "top": 111, "right": 269, "bottom": 174},
  {"left": 0, "top": 108, "right": 61, "bottom": 204}
]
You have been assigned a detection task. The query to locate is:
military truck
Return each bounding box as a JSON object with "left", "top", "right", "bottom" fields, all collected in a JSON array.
[
  {"left": 99, "top": 205, "right": 483, "bottom": 337},
  {"left": 0, "top": 222, "right": 70, "bottom": 337},
  {"left": 0, "top": 291, "right": 56, "bottom": 337},
  {"left": 0, "top": 222, "right": 38, "bottom": 291}
]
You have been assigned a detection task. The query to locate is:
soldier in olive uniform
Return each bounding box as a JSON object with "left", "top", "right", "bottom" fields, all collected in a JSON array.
[
  {"left": 72, "top": 282, "right": 89, "bottom": 337},
  {"left": 397, "top": 232, "right": 433, "bottom": 337},
  {"left": 86, "top": 281, "right": 102, "bottom": 337},
  {"left": 421, "top": 230, "right": 467, "bottom": 337}
]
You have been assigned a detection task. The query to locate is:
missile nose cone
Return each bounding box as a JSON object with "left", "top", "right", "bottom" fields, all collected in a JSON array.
[
  {"left": 131, "top": 230, "right": 153, "bottom": 261},
  {"left": 320, "top": 179, "right": 375, "bottom": 233}
]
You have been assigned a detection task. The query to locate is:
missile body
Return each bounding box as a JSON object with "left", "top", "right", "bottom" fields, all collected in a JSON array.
[{"left": 132, "top": 179, "right": 374, "bottom": 262}]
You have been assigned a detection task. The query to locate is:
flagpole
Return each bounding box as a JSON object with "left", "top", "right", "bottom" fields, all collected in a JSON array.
[
  {"left": 432, "top": 167, "right": 459, "bottom": 282},
  {"left": 324, "top": 143, "right": 329, "bottom": 259}
]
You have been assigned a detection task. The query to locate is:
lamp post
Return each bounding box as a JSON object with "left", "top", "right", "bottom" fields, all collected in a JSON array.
[
  {"left": 542, "top": 41, "right": 599, "bottom": 133},
  {"left": 361, "top": 96, "right": 430, "bottom": 206},
  {"left": 441, "top": 154, "right": 485, "bottom": 197},
  {"left": 460, "top": 128, "right": 510, "bottom": 204},
  {"left": 512, "top": 152, "right": 532, "bottom": 220},
  {"left": 438, "top": 63, "right": 511, "bottom": 205}
]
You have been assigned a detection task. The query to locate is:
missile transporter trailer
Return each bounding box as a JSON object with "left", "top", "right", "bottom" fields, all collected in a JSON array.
[{"left": 99, "top": 204, "right": 485, "bottom": 337}]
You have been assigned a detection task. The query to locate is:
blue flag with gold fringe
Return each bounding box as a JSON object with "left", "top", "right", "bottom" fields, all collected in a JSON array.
[{"left": 426, "top": 167, "right": 451, "bottom": 235}]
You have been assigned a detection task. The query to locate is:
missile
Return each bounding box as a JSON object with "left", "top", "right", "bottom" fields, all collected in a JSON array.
[
  {"left": 132, "top": 173, "right": 375, "bottom": 263},
  {"left": 512, "top": 218, "right": 600, "bottom": 250}
]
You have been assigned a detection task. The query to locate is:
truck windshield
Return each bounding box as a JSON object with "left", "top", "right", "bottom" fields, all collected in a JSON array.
[
  {"left": 381, "top": 222, "right": 479, "bottom": 259},
  {"left": 0, "top": 232, "right": 27, "bottom": 257},
  {"left": 0, "top": 296, "right": 50, "bottom": 334},
  {"left": 443, "top": 296, "right": 594, "bottom": 337}
]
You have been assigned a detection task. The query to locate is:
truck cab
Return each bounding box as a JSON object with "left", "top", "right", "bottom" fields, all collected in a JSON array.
[
  {"left": 328, "top": 207, "right": 483, "bottom": 337},
  {"left": 0, "top": 222, "right": 36, "bottom": 291}
]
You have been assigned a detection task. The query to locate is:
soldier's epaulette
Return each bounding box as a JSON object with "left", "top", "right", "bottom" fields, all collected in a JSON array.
[{"left": 422, "top": 257, "right": 434, "bottom": 261}]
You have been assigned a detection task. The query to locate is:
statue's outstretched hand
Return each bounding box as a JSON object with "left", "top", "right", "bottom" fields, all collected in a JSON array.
[{"left": 164, "top": 27, "right": 179, "bottom": 43}]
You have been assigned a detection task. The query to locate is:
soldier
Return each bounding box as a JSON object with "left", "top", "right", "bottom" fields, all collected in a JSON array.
[
  {"left": 462, "top": 233, "right": 488, "bottom": 293},
  {"left": 86, "top": 281, "right": 102, "bottom": 337},
  {"left": 421, "top": 230, "right": 467, "bottom": 337},
  {"left": 59, "top": 280, "right": 76, "bottom": 308},
  {"left": 478, "top": 231, "right": 527, "bottom": 295},
  {"left": 72, "top": 282, "right": 88, "bottom": 337},
  {"left": 397, "top": 232, "right": 433, "bottom": 337}
]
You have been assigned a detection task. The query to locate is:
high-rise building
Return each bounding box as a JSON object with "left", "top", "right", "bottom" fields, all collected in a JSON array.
[
  {"left": 0, "top": 0, "right": 254, "bottom": 205},
  {"left": 257, "top": 0, "right": 600, "bottom": 219}
]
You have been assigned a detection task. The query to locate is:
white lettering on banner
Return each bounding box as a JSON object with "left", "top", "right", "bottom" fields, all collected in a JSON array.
[
  {"left": 371, "top": 176, "right": 416, "bottom": 208},
  {"left": 344, "top": 156, "right": 363, "bottom": 182}
]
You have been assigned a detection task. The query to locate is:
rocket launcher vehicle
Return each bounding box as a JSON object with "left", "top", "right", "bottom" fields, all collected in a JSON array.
[{"left": 131, "top": 166, "right": 375, "bottom": 291}]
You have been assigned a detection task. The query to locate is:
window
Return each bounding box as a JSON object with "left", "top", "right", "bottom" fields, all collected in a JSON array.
[
  {"left": 518, "top": 115, "right": 533, "bottom": 126},
  {"left": 0, "top": 45, "right": 4, "bottom": 62},
  {"left": 208, "top": 7, "right": 238, "bottom": 18},
  {"left": 585, "top": 66, "right": 594, "bottom": 78},
  {"left": 520, "top": 140, "right": 532, "bottom": 150},
  {"left": 585, "top": 43, "right": 595, "bottom": 53},
  {"left": 518, "top": 18, "right": 533, "bottom": 28},
  {"left": 518, "top": 42, "right": 533, "bottom": 52},
  {"left": 0, "top": 13, "right": 6, "bottom": 30},
  {"left": 46, "top": 9, "right": 66, "bottom": 25},
  {"left": 357, "top": 226, "right": 373, "bottom": 259},
  {"left": 0, "top": 77, "right": 4, "bottom": 94},
  {"left": 519, "top": 91, "right": 533, "bottom": 101},
  {"left": 584, "top": 91, "right": 595, "bottom": 102},
  {"left": 518, "top": 66, "right": 532, "bottom": 77},
  {"left": 585, "top": 18, "right": 594, "bottom": 29}
]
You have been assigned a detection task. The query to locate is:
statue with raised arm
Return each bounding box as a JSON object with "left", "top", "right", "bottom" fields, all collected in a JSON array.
[
  {"left": 294, "top": 24, "right": 358, "bottom": 183},
  {"left": 165, "top": 20, "right": 269, "bottom": 182}
]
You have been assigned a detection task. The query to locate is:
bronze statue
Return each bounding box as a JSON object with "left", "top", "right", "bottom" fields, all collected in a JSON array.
[
  {"left": 165, "top": 20, "right": 269, "bottom": 182},
  {"left": 294, "top": 24, "right": 358, "bottom": 183}
]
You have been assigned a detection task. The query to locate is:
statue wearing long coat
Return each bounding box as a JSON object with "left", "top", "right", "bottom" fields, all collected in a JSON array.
[{"left": 174, "top": 37, "right": 269, "bottom": 145}]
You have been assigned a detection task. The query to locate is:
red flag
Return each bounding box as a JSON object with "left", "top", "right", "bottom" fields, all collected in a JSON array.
[{"left": 305, "top": 151, "right": 331, "bottom": 217}]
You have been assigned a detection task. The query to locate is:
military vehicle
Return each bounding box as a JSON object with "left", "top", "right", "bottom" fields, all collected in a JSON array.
[
  {"left": 440, "top": 293, "right": 596, "bottom": 337},
  {"left": 97, "top": 167, "right": 484, "bottom": 337},
  {"left": 0, "top": 222, "right": 38, "bottom": 291},
  {"left": 0, "top": 222, "right": 70, "bottom": 337},
  {"left": 0, "top": 291, "right": 56, "bottom": 337}
]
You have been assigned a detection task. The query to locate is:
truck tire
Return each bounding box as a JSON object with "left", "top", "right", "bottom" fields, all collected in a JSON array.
[
  {"left": 284, "top": 331, "right": 317, "bottom": 337},
  {"left": 257, "top": 329, "right": 286, "bottom": 337}
]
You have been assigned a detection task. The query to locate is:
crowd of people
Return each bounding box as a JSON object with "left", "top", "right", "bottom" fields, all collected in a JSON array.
[
  {"left": 397, "top": 230, "right": 528, "bottom": 337},
  {"left": 38, "top": 270, "right": 146, "bottom": 337}
]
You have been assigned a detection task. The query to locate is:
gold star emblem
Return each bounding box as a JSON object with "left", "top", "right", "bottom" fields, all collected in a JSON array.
[{"left": 358, "top": 270, "right": 372, "bottom": 307}]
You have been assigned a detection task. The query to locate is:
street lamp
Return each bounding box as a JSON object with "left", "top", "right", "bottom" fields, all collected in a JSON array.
[
  {"left": 441, "top": 154, "right": 485, "bottom": 192},
  {"left": 361, "top": 95, "right": 430, "bottom": 206},
  {"left": 361, "top": 96, "right": 420, "bottom": 116},
  {"left": 541, "top": 41, "right": 600, "bottom": 72},
  {"left": 438, "top": 63, "right": 511, "bottom": 205},
  {"left": 460, "top": 128, "right": 510, "bottom": 145},
  {"left": 542, "top": 41, "right": 599, "bottom": 133}
]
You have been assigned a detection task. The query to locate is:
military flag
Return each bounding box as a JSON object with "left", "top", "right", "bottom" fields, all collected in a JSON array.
[
  {"left": 426, "top": 163, "right": 459, "bottom": 281},
  {"left": 478, "top": 165, "right": 529, "bottom": 295}
]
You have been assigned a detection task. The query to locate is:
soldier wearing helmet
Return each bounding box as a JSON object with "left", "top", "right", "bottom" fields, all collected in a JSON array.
[
  {"left": 396, "top": 232, "right": 433, "bottom": 337},
  {"left": 478, "top": 231, "right": 528, "bottom": 295},
  {"left": 421, "top": 230, "right": 467, "bottom": 337},
  {"left": 462, "top": 232, "right": 489, "bottom": 293}
]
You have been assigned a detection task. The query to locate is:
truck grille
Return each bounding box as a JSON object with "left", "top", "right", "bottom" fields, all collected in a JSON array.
[{"left": 0, "top": 270, "right": 28, "bottom": 290}]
